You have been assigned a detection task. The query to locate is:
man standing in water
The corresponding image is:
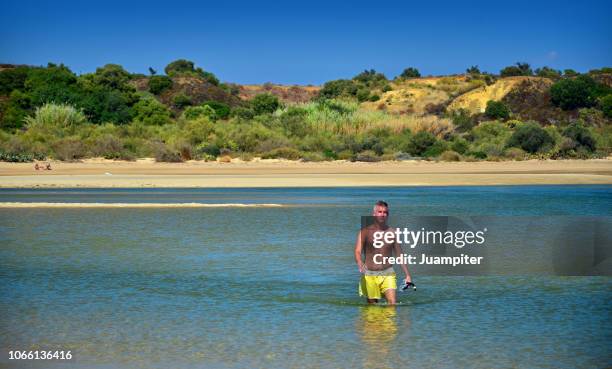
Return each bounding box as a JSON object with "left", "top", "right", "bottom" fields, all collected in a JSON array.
[{"left": 355, "top": 201, "right": 412, "bottom": 304}]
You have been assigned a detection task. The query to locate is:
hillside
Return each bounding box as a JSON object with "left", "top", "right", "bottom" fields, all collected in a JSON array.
[
  {"left": 239, "top": 84, "right": 319, "bottom": 104},
  {"left": 447, "top": 76, "right": 547, "bottom": 114},
  {"left": 0, "top": 61, "right": 610, "bottom": 164},
  {"left": 361, "top": 76, "right": 481, "bottom": 114},
  {"left": 130, "top": 76, "right": 242, "bottom": 110}
]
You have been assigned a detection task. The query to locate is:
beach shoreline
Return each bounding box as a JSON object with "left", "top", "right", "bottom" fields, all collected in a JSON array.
[{"left": 0, "top": 158, "right": 611, "bottom": 188}]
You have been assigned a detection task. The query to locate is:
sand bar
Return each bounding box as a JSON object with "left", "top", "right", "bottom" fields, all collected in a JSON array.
[{"left": 0, "top": 158, "right": 611, "bottom": 188}]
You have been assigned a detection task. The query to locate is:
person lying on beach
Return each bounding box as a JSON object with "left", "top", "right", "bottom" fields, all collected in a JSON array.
[
  {"left": 354, "top": 200, "right": 412, "bottom": 305},
  {"left": 34, "top": 163, "right": 52, "bottom": 170}
]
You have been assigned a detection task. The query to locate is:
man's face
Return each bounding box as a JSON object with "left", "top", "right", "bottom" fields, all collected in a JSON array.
[{"left": 372, "top": 205, "right": 389, "bottom": 226}]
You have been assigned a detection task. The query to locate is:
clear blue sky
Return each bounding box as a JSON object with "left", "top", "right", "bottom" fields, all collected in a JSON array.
[{"left": 1, "top": 0, "right": 610, "bottom": 85}]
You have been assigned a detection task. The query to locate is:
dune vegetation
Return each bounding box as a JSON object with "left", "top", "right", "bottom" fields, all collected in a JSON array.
[{"left": 0, "top": 60, "right": 610, "bottom": 163}]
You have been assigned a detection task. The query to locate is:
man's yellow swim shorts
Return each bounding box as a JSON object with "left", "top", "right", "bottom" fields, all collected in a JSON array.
[{"left": 359, "top": 267, "right": 397, "bottom": 299}]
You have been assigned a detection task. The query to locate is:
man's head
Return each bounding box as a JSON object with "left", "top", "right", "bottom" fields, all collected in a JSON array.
[{"left": 372, "top": 200, "right": 389, "bottom": 226}]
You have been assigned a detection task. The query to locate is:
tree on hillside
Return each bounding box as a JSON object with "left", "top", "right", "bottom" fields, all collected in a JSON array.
[
  {"left": 319, "top": 79, "right": 358, "bottom": 99},
  {"left": 353, "top": 69, "right": 387, "bottom": 87},
  {"left": 535, "top": 66, "right": 561, "bottom": 79},
  {"left": 466, "top": 65, "right": 481, "bottom": 75},
  {"left": 500, "top": 62, "right": 533, "bottom": 77},
  {"left": 90, "top": 64, "right": 133, "bottom": 91},
  {"left": 0, "top": 66, "right": 30, "bottom": 95},
  {"left": 202, "top": 101, "right": 231, "bottom": 119},
  {"left": 164, "top": 59, "right": 219, "bottom": 86},
  {"left": 550, "top": 75, "right": 598, "bottom": 110},
  {"left": 398, "top": 67, "right": 420, "bottom": 79},
  {"left": 251, "top": 93, "right": 280, "bottom": 115},
  {"left": 600, "top": 94, "right": 612, "bottom": 118},
  {"left": 25, "top": 63, "right": 79, "bottom": 106},
  {"left": 485, "top": 100, "right": 510, "bottom": 120},
  {"left": 563, "top": 69, "right": 579, "bottom": 77},
  {"left": 148, "top": 75, "right": 173, "bottom": 95}
]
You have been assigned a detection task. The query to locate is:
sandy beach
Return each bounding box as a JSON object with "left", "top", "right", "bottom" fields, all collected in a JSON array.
[{"left": 0, "top": 158, "right": 610, "bottom": 188}]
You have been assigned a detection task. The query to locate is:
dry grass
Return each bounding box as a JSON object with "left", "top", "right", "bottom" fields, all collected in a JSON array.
[{"left": 299, "top": 101, "right": 454, "bottom": 138}]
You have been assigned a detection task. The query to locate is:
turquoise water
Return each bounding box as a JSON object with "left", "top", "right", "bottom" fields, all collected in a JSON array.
[{"left": 1, "top": 186, "right": 611, "bottom": 369}]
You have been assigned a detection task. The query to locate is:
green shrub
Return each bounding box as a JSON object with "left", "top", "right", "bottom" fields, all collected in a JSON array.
[
  {"left": 337, "top": 150, "right": 354, "bottom": 160},
  {"left": 398, "top": 67, "right": 421, "bottom": 79},
  {"left": 353, "top": 69, "right": 388, "bottom": 87},
  {"left": 577, "top": 108, "right": 607, "bottom": 127},
  {"left": 319, "top": 79, "right": 358, "bottom": 99},
  {"left": 25, "top": 63, "right": 79, "bottom": 106},
  {"left": 164, "top": 59, "right": 219, "bottom": 85},
  {"left": 369, "top": 94, "right": 380, "bottom": 102},
  {"left": 407, "top": 131, "right": 437, "bottom": 156},
  {"left": 467, "top": 151, "right": 487, "bottom": 160},
  {"left": 423, "top": 140, "right": 449, "bottom": 157},
  {"left": 260, "top": 147, "right": 302, "bottom": 160},
  {"left": 24, "top": 103, "right": 86, "bottom": 128},
  {"left": 232, "top": 107, "right": 255, "bottom": 119},
  {"left": 355, "top": 150, "right": 381, "bottom": 162},
  {"left": 563, "top": 69, "right": 579, "bottom": 77},
  {"left": 535, "top": 66, "right": 562, "bottom": 79},
  {"left": 478, "top": 142, "right": 505, "bottom": 158},
  {"left": 280, "top": 106, "right": 309, "bottom": 136},
  {"left": 89, "top": 134, "right": 134, "bottom": 160},
  {"left": 51, "top": 137, "right": 87, "bottom": 161},
  {"left": 251, "top": 93, "right": 280, "bottom": 115},
  {"left": 451, "top": 136, "right": 469, "bottom": 154},
  {"left": 76, "top": 84, "right": 135, "bottom": 124},
  {"left": 600, "top": 94, "right": 612, "bottom": 118},
  {"left": 90, "top": 64, "right": 132, "bottom": 91},
  {"left": 438, "top": 150, "right": 462, "bottom": 161},
  {"left": 133, "top": 97, "right": 172, "bottom": 125},
  {"left": 471, "top": 121, "right": 512, "bottom": 142},
  {"left": 562, "top": 122, "right": 596, "bottom": 152},
  {"left": 202, "top": 101, "right": 231, "bottom": 120},
  {"left": 183, "top": 105, "right": 216, "bottom": 121},
  {"left": 164, "top": 59, "right": 196, "bottom": 76},
  {"left": 506, "top": 122, "right": 554, "bottom": 153},
  {"left": 148, "top": 75, "right": 173, "bottom": 95},
  {"left": 356, "top": 89, "right": 370, "bottom": 102},
  {"left": 550, "top": 75, "right": 598, "bottom": 110},
  {"left": 152, "top": 142, "right": 183, "bottom": 162},
  {"left": 301, "top": 152, "right": 327, "bottom": 162},
  {"left": 172, "top": 93, "right": 192, "bottom": 108},
  {"left": 0, "top": 66, "right": 30, "bottom": 95},
  {"left": 1, "top": 90, "right": 32, "bottom": 129},
  {"left": 450, "top": 108, "right": 475, "bottom": 131},
  {"left": 504, "top": 147, "right": 526, "bottom": 160},
  {"left": 500, "top": 62, "right": 532, "bottom": 77},
  {"left": 485, "top": 100, "right": 510, "bottom": 120},
  {"left": 0, "top": 152, "right": 34, "bottom": 162}
]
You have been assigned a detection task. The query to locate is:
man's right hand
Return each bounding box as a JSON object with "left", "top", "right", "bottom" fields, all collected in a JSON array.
[{"left": 358, "top": 263, "right": 366, "bottom": 273}]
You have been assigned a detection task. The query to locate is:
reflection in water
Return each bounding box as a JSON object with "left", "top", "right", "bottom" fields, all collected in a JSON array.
[{"left": 357, "top": 305, "right": 408, "bottom": 369}]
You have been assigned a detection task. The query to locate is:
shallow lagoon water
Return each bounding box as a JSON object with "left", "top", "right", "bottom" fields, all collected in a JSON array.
[{"left": 1, "top": 186, "right": 611, "bottom": 368}]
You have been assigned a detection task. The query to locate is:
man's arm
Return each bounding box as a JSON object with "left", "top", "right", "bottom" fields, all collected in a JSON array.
[
  {"left": 394, "top": 240, "right": 412, "bottom": 283},
  {"left": 354, "top": 230, "right": 366, "bottom": 273}
]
